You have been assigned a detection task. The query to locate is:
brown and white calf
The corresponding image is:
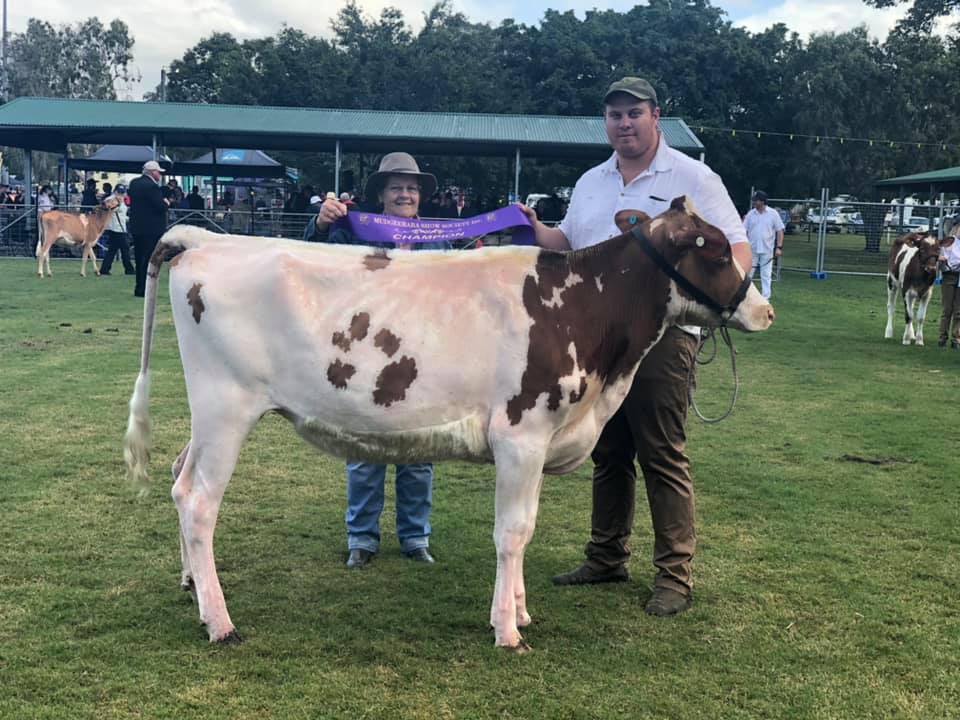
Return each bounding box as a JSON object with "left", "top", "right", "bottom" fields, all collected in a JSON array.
[
  {"left": 885, "top": 232, "right": 940, "bottom": 345},
  {"left": 36, "top": 196, "right": 120, "bottom": 278},
  {"left": 124, "top": 197, "right": 774, "bottom": 650}
]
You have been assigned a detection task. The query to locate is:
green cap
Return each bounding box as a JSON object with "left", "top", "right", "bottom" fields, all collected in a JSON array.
[{"left": 603, "top": 77, "right": 658, "bottom": 106}]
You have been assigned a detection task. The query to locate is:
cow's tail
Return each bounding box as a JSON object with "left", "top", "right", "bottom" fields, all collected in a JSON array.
[{"left": 123, "top": 225, "right": 200, "bottom": 495}]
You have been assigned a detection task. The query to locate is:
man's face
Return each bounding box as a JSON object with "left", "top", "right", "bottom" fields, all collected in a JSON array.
[
  {"left": 379, "top": 174, "right": 421, "bottom": 218},
  {"left": 604, "top": 95, "right": 661, "bottom": 160},
  {"left": 148, "top": 170, "right": 162, "bottom": 182},
  {"left": 753, "top": 199, "right": 766, "bottom": 211}
]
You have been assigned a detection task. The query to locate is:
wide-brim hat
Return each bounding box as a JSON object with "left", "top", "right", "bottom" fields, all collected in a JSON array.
[{"left": 364, "top": 152, "right": 437, "bottom": 200}]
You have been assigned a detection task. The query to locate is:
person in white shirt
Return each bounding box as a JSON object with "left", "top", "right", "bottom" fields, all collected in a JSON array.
[
  {"left": 98, "top": 184, "right": 135, "bottom": 276},
  {"left": 938, "top": 217, "right": 960, "bottom": 348},
  {"left": 743, "top": 190, "right": 784, "bottom": 299},
  {"left": 518, "top": 76, "right": 751, "bottom": 617}
]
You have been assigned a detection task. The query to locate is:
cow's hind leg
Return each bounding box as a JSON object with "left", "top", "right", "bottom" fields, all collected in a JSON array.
[
  {"left": 173, "top": 403, "right": 259, "bottom": 643},
  {"left": 489, "top": 437, "right": 547, "bottom": 651},
  {"left": 171, "top": 442, "right": 196, "bottom": 600},
  {"left": 885, "top": 277, "right": 896, "bottom": 339}
]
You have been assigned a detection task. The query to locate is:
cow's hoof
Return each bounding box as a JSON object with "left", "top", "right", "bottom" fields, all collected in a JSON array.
[
  {"left": 517, "top": 611, "right": 532, "bottom": 627},
  {"left": 213, "top": 629, "right": 243, "bottom": 645},
  {"left": 500, "top": 639, "right": 532, "bottom": 654}
]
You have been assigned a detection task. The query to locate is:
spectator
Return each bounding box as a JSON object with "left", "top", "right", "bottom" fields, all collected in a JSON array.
[
  {"left": 186, "top": 186, "right": 204, "bottom": 211},
  {"left": 339, "top": 191, "right": 355, "bottom": 208},
  {"left": 98, "top": 184, "right": 135, "bottom": 277},
  {"left": 938, "top": 217, "right": 960, "bottom": 349},
  {"left": 535, "top": 192, "right": 564, "bottom": 224},
  {"left": 304, "top": 152, "right": 449, "bottom": 569},
  {"left": 37, "top": 185, "right": 55, "bottom": 215},
  {"left": 519, "top": 76, "right": 752, "bottom": 616},
  {"left": 128, "top": 160, "right": 170, "bottom": 298},
  {"left": 80, "top": 178, "right": 98, "bottom": 209},
  {"left": 308, "top": 194, "right": 324, "bottom": 213},
  {"left": 743, "top": 190, "right": 784, "bottom": 299}
]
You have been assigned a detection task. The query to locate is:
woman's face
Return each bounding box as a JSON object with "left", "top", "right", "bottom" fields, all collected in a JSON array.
[{"left": 378, "top": 174, "right": 421, "bottom": 218}]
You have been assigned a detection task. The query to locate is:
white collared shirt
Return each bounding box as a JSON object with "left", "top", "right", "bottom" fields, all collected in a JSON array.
[
  {"left": 744, "top": 206, "right": 785, "bottom": 255},
  {"left": 559, "top": 139, "right": 748, "bottom": 251},
  {"left": 558, "top": 138, "right": 747, "bottom": 335}
]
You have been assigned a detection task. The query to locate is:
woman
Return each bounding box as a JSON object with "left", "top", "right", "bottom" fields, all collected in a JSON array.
[{"left": 305, "top": 152, "right": 448, "bottom": 569}]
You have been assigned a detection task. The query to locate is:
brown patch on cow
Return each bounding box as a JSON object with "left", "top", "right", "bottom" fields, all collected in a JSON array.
[
  {"left": 186, "top": 283, "right": 205, "bottom": 323},
  {"left": 373, "top": 356, "right": 418, "bottom": 406},
  {"left": 505, "top": 234, "right": 671, "bottom": 425},
  {"left": 332, "top": 312, "right": 371, "bottom": 352},
  {"left": 363, "top": 249, "right": 392, "bottom": 271},
  {"left": 148, "top": 241, "right": 186, "bottom": 279},
  {"left": 327, "top": 359, "right": 356, "bottom": 389},
  {"left": 374, "top": 328, "right": 401, "bottom": 357},
  {"left": 350, "top": 312, "right": 370, "bottom": 342},
  {"left": 169, "top": 253, "right": 184, "bottom": 268}
]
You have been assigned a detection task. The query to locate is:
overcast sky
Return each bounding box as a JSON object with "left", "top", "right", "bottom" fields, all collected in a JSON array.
[{"left": 6, "top": 0, "right": 925, "bottom": 99}]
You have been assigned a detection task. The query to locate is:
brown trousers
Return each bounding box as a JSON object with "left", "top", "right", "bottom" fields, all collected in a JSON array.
[
  {"left": 939, "top": 271, "right": 960, "bottom": 343},
  {"left": 585, "top": 326, "right": 698, "bottom": 595}
]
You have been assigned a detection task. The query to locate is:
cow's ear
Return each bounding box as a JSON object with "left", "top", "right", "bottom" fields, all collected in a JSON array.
[
  {"left": 671, "top": 224, "right": 730, "bottom": 262},
  {"left": 614, "top": 210, "right": 651, "bottom": 234}
]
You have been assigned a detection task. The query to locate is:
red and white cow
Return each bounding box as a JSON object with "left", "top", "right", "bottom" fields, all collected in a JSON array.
[
  {"left": 36, "top": 197, "right": 120, "bottom": 278},
  {"left": 124, "top": 197, "right": 774, "bottom": 650},
  {"left": 885, "top": 232, "right": 941, "bottom": 345}
]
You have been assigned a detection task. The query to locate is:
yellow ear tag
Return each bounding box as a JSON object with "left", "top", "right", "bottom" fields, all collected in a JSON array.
[
  {"left": 629, "top": 215, "right": 638, "bottom": 225},
  {"left": 695, "top": 236, "right": 705, "bottom": 247}
]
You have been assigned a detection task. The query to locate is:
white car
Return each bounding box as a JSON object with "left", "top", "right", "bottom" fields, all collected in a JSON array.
[{"left": 903, "top": 217, "right": 930, "bottom": 233}]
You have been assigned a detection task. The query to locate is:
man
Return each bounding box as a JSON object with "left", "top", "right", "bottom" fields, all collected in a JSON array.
[
  {"left": 128, "top": 160, "right": 170, "bottom": 298},
  {"left": 186, "top": 186, "right": 205, "bottom": 211},
  {"left": 304, "top": 152, "right": 449, "bottom": 569},
  {"left": 518, "top": 77, "right": 752, "bottom": 616},
  {"left": 938, "top": 217, "right": 960, "bottom": 349},
  {"left": 80, "top": 178, "right": 99, "bottom": 209},
  {"left": 98, "top": 184, "right": 135, "bottom": 276},
  {"left": 743, "top": 190, "right": 784, "bottom": 299}
]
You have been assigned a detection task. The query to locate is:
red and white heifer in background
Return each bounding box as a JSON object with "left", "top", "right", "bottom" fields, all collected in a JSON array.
[
  {"left": 124, "top": 197, "right": 774, "bottom": 651},
  {"left": 885, "top": 233, "right": 941, "bottom": 345},
  {"left": 36, "top": 197, "right": 120, "bottom": 278}
]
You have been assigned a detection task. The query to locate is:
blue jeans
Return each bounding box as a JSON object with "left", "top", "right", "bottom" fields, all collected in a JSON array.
[{"left": 345, "top": 461, "right": 432, "bottom": 554}]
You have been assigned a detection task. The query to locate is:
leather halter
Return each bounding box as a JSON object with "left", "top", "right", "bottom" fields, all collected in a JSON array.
[{"left": 630, "top": 223, "right": 753, "bottom": 324}]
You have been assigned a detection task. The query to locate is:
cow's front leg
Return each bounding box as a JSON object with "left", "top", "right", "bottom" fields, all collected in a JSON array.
[
  {"left": 489, "top": 437, "right": 546, "bottom": 652},
  {"left": 915, "top": 289, "right": 933, "bottom": 346},
  {"left": 902, "top": 291, "right": 917, "bottom": 344},
  {"left": 884, "top": 278, "right": 897, "bottom": 339}
]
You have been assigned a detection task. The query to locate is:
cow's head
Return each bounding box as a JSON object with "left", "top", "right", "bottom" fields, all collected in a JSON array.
[
  {"left": 915, "top": 235, "right": 941, "bottom": 276},
  {"left": 616, "top": 197, "right": 774, "bottom": 332}
]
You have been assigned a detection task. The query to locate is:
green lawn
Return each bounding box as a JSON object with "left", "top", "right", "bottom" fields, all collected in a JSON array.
[{"left": 1, "top": 256, "right": 958, "bottom": 719}]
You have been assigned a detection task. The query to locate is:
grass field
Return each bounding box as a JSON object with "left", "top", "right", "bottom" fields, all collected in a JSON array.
[{"left": 1, "top": 256, "right": 958, "bottom": 719}]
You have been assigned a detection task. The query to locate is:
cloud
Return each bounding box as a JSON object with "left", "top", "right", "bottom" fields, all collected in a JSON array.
[{"left": 731, "top": 0, "right": 908, "bottom": 39}]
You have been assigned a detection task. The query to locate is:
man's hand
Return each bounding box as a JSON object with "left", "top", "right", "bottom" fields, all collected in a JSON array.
[
  {"left": 516, "top": 202, "right": 538, "bottom": 224},
  {"left": 514, "top": 202, "right": 570, "bottom": 250},
  {"left": 316, "top": 198, "right": 348, "bottom": 229},
  {"left": 775, "top": 246, "right": 783, "bottom": 256}
]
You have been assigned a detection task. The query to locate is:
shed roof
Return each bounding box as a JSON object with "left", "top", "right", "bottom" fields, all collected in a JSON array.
[
  {"left": 875, "top": 165, "right": 960, "bottom": 192},
  {"left": 0, "top": 97, "right": 705, "bottom": 159},
  {"left": 70, "top": 144, "right": 173, "bottom": 173}
]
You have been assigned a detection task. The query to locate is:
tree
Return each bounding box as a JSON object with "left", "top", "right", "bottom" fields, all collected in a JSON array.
[
  {"left": 862, "top": 0, "right": 959, "bottom": 31},
  {"left": 3, "top": 17, "right": 137, "bottom": 101}
]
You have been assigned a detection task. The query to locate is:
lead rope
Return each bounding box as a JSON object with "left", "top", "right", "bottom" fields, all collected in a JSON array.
[{"left": 689, "top": 325, "right": 740, "bottom": 423}]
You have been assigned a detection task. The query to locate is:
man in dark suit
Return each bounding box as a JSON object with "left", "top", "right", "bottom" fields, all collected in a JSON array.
[{"left": 127, "top": 160, "right": 170, "bottom": 298}]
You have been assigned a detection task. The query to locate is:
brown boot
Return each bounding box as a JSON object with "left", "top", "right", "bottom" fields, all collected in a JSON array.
[{"left": 644, "top": 587, "right": 692, "bottom": 616}]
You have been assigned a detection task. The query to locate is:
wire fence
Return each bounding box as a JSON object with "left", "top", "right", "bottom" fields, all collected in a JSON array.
[{"left": 764, "top": 192, "right": 958, "bottom": 280}]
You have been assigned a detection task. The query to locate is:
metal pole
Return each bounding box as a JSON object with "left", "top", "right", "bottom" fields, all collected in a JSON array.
[
  {"left": 63, "top": 148, "right": 69, "bottom": 209},
  {"left": 23, "top": 150, "right": 32, "bottom": 207},
  {"left": 152, "top": 134, "right": 158, "bottom": 161},
  {"left": 334, "top": 140, "right": 341, "bottom": 196},
  {"left": 513, "top": 148, "right": 521, "bottom": 203},
  {"left": 212, "top": 147, "right": 218, "bottom": 209}
]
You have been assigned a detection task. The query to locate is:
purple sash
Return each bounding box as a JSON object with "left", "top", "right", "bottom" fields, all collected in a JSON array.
[{"left": 332, "top": 205, "right": 535, "bottom": 246}]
